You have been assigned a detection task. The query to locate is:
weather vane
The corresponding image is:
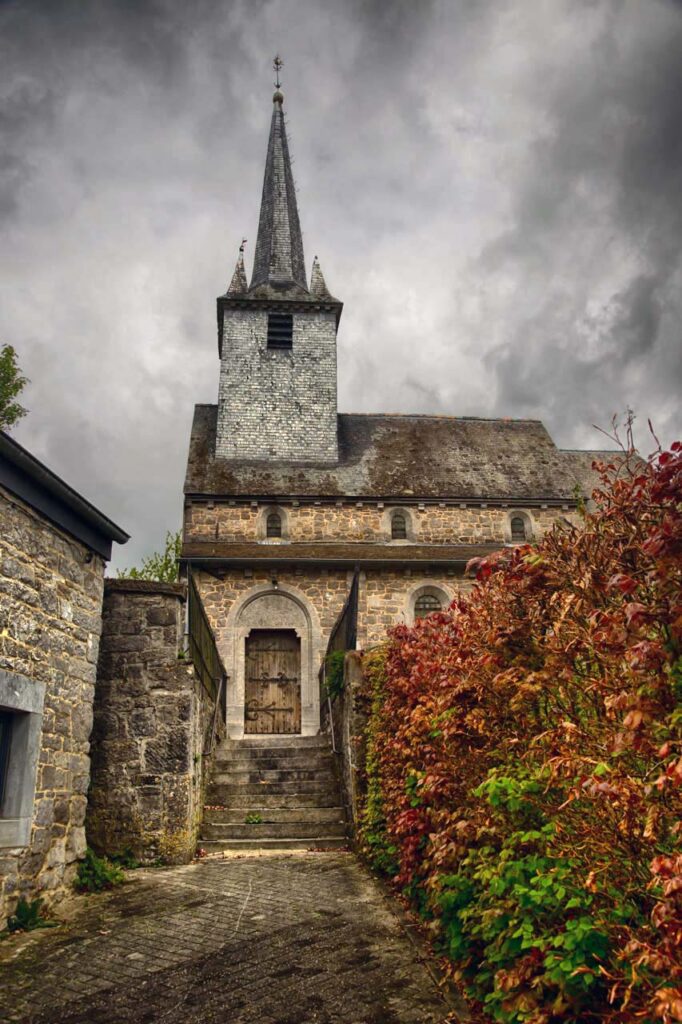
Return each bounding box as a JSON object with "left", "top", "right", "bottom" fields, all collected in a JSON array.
[{"left": 273, "top": 54, "right": 284, "bottom": 89}]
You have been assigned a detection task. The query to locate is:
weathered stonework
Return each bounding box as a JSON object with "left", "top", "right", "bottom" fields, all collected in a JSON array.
[
  {"left": 192, "top": 565, "right": 476, "bottom": 735},
  {"left": 0, "top": 484, "right": 105, "bottom": 924},
  {"left": 215, "top": 309, "right": 339, "bottom": 463},
  {"left": 360, "top": 570, "right": 468, "bottom": 646},
  {"left": 185, "top": 499, "right": 573, "bottom": 546},
  {"left": 87, "top": 581, "right": 222, "bottom": 865}
]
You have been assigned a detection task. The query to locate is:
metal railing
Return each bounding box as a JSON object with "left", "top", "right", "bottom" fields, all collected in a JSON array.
[
  {"left": 187, "top": 569, "right": 227, "bottom": 751},
  {"left": 325, "top": 569, "right": 359, "bottom": 659},
  {"left": 319, "top": 570, "right": 359, "bottom": 745}
]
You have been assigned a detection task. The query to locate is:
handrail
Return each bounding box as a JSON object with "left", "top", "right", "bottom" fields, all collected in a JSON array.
[
  {"left": 319, "top": 570, "right": 359, "bottom": 730},
  {"left": 324, "top": 569, "right": 359, "bottom": 662},
  {"left": 187, "top": 569, "right": 227, "bottom": 744}
]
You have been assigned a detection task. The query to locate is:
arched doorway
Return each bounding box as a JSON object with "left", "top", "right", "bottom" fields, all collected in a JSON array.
[
  {"left": 224, "top": 585, "right": 322, "bottom": 739},
  {"left": 245, "top": 629, "right": 301, "bottom": 734}
]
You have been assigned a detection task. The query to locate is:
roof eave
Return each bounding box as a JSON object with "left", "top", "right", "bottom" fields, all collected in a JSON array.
[
  {"left": 183, "top": 488, "right": 580, "bottom": 507},
  {"left": 0, "top": 431, "right": 129, "bottom": 560},
  {"left": 180, "top": 554, "right": 476, "bottom": 569}
]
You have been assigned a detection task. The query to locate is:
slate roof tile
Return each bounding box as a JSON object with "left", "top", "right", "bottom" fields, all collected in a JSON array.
[{"left": 184, "top": 405, "right": 607, "bottom": 501}]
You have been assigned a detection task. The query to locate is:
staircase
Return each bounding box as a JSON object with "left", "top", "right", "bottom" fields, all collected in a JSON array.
[{"left": 200, "top": 734, "right": 348, "bottom": 852}]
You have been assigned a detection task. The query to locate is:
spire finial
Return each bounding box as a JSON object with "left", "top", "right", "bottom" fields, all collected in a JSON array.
[{"left": 273, "top": 55, "right": 284, "bottom": 103}]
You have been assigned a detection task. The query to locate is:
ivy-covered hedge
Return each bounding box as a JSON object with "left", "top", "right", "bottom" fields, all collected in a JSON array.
[{"left": 358, "top": 442, "right": 681, "bottom": 1023}]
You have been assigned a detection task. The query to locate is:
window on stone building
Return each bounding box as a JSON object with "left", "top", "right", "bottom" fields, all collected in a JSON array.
[
  {"left": 391, "top": 511, "right": 407, "bottom": 540},
  {"left": 266, "top": 512, "right": 282, "bottom": 538},
  {"left": 267, "top": 313, "right": 293, "bottom": 349},
  {"left": 0, "top": 672, "right": 45, "bottom": 849},
  {"left": 510, "top": 515, "right": 527, "bottom": 541},
  {"left": 0, "top": 711, "right": 12, "bottom": 804},
  {"left": 414, "top": 593, "right": 442, "bottom": 618}
]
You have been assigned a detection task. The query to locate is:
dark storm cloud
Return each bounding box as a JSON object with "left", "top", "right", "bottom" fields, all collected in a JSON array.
[
  {"left": 1, "top": 0, "right": 680, "bottom": 570},
  {"left": 478, "top": 0, "right": 682, "bottom": 448}
]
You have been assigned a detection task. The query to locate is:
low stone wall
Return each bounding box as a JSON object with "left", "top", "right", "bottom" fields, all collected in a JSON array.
[
  {"left": 87, "top": 580, "right": 221, "bottom": 865},
  {"left": 0, "top": 485, "right": 105, "bottom": 925},
  {"left": 322, "top": 652, "right": 370, "bottom": 838}
]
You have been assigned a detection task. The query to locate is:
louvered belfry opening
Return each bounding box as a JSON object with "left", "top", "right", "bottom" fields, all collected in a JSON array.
[{"left": 267, "top": 312, "right": 293, "bottom": 349}]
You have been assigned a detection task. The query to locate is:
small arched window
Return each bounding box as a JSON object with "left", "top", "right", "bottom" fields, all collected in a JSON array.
[
  {"left": 414, "top": 593, "right": 442, "bottom": 619},
  {"left": 510, "top": 515, "right": 527, "bottom": 542},
  {"left": 266, "top": 512, "right": 282, "bottom": 538},
  {"left": 391, "top": 511, "right": 407, "bottom": 540}
]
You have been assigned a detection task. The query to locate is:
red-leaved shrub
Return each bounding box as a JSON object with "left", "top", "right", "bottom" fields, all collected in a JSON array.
[{"left": 359, "top": 441, "right": 681, "bottom": 1023}]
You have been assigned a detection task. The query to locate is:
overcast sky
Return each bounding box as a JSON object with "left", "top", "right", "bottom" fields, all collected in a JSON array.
[{"left": 1, "top": 0, "right": 681, "bottom": 570}]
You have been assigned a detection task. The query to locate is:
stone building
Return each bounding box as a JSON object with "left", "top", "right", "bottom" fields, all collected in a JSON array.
[
  {"left": 0, "top": 431, "right": 127, "bottom": 921},
  {"left": 182, "top": 84, "right": 610, "bottom": 742}
]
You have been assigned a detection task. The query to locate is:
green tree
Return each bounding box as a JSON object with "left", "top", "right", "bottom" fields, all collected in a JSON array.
[
  {"left": 0, "top": 345, "right": 29, "bottom": 431},
  {"left": 117, "top": 530, "right": 181, "bottom": 582}
]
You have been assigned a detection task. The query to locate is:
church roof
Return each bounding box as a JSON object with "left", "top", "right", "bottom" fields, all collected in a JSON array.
[
  {"left": 184, "top": 405, "right": 595, "bottom": 502},
  {"left": 559, "top": 449, "right": 622, "bottom": 497}
]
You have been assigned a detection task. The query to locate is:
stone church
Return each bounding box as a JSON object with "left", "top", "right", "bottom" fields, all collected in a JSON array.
[{"left": 181, "top": 82, "right": 603, "bottom": 743}]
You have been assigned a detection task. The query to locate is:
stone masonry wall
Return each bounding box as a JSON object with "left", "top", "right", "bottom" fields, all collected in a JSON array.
[
  {"left": 0, "top": 484, "right": 105, "bottom": 925},
  {"left": 194, "top": 566, "right": 470, "bottom": 678},
  {"left": 195, "top": 567, "right": 351, "bottom": 658},
  {"left": 87, "top": 581, "right": 220, "bottom": 865},
  {"left": 360, "top": 568, "right": 471, "bottom": 647},
  {"left": 216, "top": 309, "right": 338, "bottom": 463},
  {"left": 185, "top": 500, "right": 573, "bottom": 545}
]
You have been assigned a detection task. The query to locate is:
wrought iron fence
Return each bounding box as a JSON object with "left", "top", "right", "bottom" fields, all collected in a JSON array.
[{"left": 187, "top": 570, "right": 227, "bottom": 743}]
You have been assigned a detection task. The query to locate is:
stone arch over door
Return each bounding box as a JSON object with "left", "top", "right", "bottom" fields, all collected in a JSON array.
[{"left": 224, "top": 584, "right": 322, "bottom": 739}]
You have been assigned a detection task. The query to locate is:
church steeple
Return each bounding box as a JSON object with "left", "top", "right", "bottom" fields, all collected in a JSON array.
[
  {"left": 215, "top": 62, "right": 342, "bottom": 465},
  {"left": 250, "top": 78, "right": 307, "bottom": 293}
]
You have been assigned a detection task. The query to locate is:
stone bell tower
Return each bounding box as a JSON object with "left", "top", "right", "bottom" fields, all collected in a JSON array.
[{"left": 215, "top": 74, "right": 342, "bottom": 464}]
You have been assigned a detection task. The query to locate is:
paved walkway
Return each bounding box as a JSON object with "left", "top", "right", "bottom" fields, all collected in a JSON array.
[{"left": 0, "top": 853, "right": 458, "bottom": 1024}]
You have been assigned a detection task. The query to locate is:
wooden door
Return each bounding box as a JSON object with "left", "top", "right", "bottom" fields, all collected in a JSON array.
[{"left": 244, "top": 630, "right": 301, "bottom": 734}]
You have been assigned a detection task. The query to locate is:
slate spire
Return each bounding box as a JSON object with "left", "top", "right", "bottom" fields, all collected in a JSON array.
[
  {"left": 310, "top": 255, "right": 332, "bottom": 298},
  {"left": 226, "top": 241, "right": 248, "bottom": 295},
  {"left": 250, "top": 87, "right": 308, "bottom": 292}
]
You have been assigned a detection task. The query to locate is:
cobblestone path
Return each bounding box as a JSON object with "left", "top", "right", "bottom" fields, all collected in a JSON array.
[{"left": 0, "top": 853, "right": 458, "bottom": 1024}]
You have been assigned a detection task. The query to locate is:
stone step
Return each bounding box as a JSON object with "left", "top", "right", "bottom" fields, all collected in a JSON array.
[
  {"left": 214, "top": 747, "right": 333, "bottom": 763},
  {"left": 207, "top": 780, "right": 339, "bottom": 797},
  {"left": 201, "top": 820, "right": 347, "bottom": 840},
  {"left": 199, "top": 836, "right": 348, "bottom": 852},
  {"left": 206, "top": 789, "right": 342, "bottom": 808},
  {"left": 203, "top": 806, "right": 345, "bottom": 824},
  {"left": 214, "top": 754, "right": 335, "bottom": 771},
  {"left": 218, "top": 735, "right": 331, "bottom": 751},
  {"left": 210, "top": 768, "right": 337, "bottom": 785}
]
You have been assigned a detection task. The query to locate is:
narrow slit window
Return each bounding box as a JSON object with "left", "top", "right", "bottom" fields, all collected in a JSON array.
[
  {"left": 414, "top": 594, "right": 442, "bottom": 619},
  {"left": 510, "top": 516, "right": 527, "bottom": 542},
  {"left": 267, "top": 313, "right": 293, "bottom": 349},
  {"left": 391, "top": 511, "right": 407, "bottom": 540},
  {"left": 266, "top": 512, "right": 282, "bottom": 538}
]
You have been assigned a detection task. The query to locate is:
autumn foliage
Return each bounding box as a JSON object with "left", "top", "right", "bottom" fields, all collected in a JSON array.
[{"left": 359, "top": 441, "right": 682, "bottom": 1023}]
